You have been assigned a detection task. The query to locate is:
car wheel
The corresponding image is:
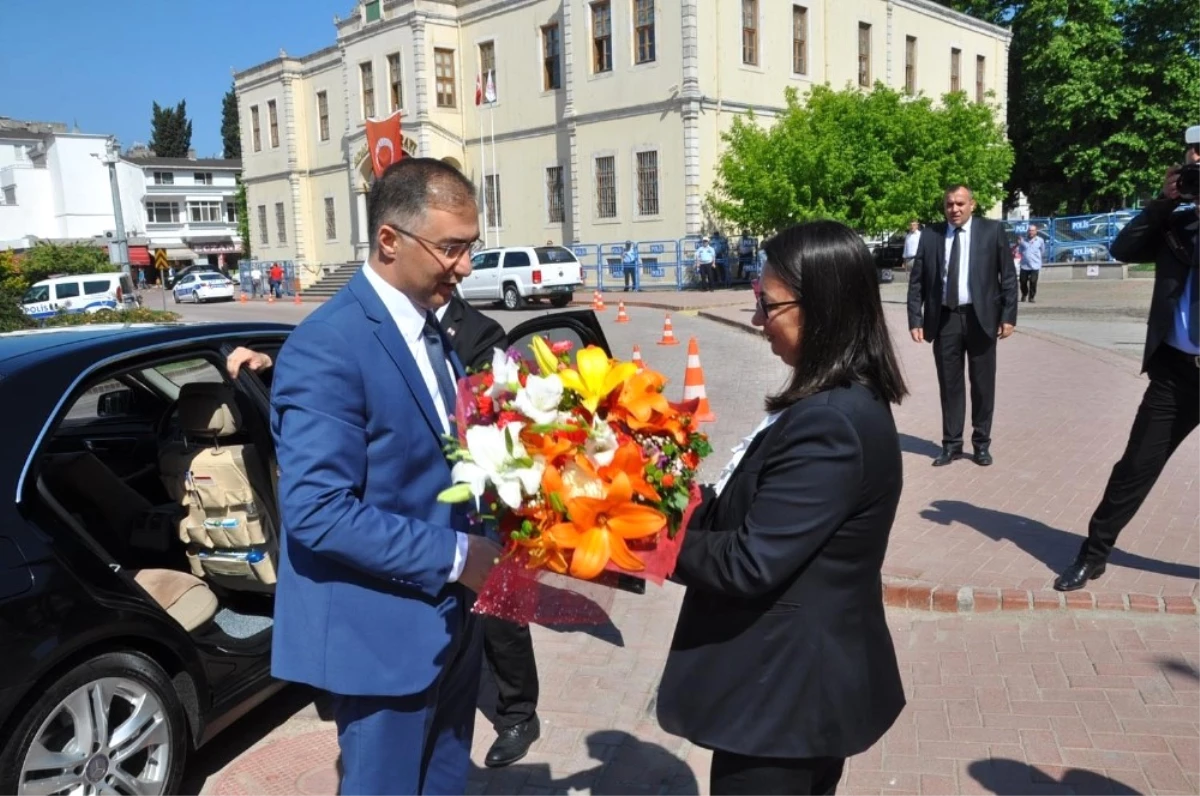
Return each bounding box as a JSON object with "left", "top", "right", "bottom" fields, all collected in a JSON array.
[
  {"left": 551, "top": 294, "right": 572, "bottom": 308},
  {"left": 503, "top": 285, "right": 524, "bottom": 311},
  {"left": 0, "top": 651, "right": 188, "bottom": 796},
  {"left": 172, "top": 292, "right": 180, "bottom": 304}
]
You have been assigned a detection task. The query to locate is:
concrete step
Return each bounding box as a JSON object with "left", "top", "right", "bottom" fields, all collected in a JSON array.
[{"left": 303, "top": 262, "right": 361, "bottom": 297}]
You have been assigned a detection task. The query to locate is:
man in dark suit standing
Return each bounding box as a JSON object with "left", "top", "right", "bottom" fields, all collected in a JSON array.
[
  {"left": 437, "top": 293, "right": 543, "bottom": 766},
  {"left": 908, "top": 184, "right": 1018, "bottom": 467},
  {"left": 1054, "top": 134, "right": 1200, "bottom": 591}
]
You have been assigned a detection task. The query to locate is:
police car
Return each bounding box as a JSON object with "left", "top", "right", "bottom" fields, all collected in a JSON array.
[
  {"left": 173, "top": 271, "right": 237, "bottom": 303},
  {"left": 20, "top": 273, "right": 138, "bottom": 319}
]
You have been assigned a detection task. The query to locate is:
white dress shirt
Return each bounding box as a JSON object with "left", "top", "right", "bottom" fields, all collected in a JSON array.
[
  {"left": 362, "top": 264, "right": 469, "bottom": 582},
  {"left": 942, "top": 216, "right": 973, "bottom": 306},
  {"left": 714, "top": 412, "right": 781, "bottom": 496}
]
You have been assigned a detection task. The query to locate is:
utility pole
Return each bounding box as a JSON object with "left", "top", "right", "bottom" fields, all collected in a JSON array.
[{"left": 100, "top": 137, "right": 130, "bottom": 276}]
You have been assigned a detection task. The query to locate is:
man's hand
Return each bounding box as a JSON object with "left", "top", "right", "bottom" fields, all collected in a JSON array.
[
  {"left": 998, "top": 323, "right": 1015, "bottom": 340},
  {"left": 457, "top": 535, "right": 503, "bottom": 594},
  {"left": 1162, "top": 165, "right": 1183, "bottom": 202},
  {"left": 910, "top": 328, "right": 925, "bottom": 343},
  {"left": 226, "top": 346, "right": 273, "bottom": 378}
]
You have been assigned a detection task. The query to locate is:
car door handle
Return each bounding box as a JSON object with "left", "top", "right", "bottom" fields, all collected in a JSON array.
[{"left": 83, "top": 437, "right": 138, "bottom": 452}]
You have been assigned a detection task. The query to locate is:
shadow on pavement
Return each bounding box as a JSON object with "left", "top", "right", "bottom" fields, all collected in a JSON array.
[
  {"left": 969, "top": 758, "right": 1143, "bottom": 795},
  {"left": 1159, "top": 656, "right": 1200, "bottom": 681},
  {"left": 899, "top": 433, "right": 943, "bottom": 458},
  {"left": 921, "top": 499, "right": 1200, "bottom": 581},
  {"left": 469, "top": 729, "right": 699, "bottom": 795}
]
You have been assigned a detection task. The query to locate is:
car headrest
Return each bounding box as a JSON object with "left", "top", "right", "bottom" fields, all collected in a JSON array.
[{"left": 178, "top": 382, "right": 242, "bottom": 438}]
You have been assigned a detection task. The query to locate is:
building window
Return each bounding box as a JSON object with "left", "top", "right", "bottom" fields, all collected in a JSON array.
[
  {"left": 388, "top": 53, "right": 403, "bottom": 111},
  {"left": 546, "top": 166, "right": 564, "bottom": 223},
  {"left": 194, "top": 172, "right": 213, "bottom": 185},
  {"left": 592, "top": 2, "right": 612, "bottom": 74},
  {"left": 268, "top": 100, "right": 279, "bottom": 148},
  {"left": 275, "top": 202, "right": 287, "bottom": 243},
  {"left": 975, "top": 55, "right": 986, "bottom": 102},
  {"left": 542, "top": 24, "right": 562, "bottom": 90},
  {"left": 317, "top": 91, "right": 330, "bottom": 141},
  {"left": 250, "top": 105, "right": 261, "bottom": 152},
  {"left": 435, "top": 49, "right": 457, "bottom": 108},
  {"left": 361, "top": 62, "right": 376, "bottom": 119},
  {"left": 225, "top": 203, "right": 238, "bottom": 223},
  {"left": 153, "top": 171, "right": 174, "bottom": 185},
  {"left": 792, "top": 6, "right": 808, "bottom": 75},
  {"left": 858, "top": 23, "right": 871, "bottom": 87},
  {"left": 905, "top": 36, "right": 917, "bottom": 95},
  {"left": 257, "top": 205, "right": 268, "bottom": 245},
  {"left": 595, "top": 156, "right": 617, "bottom": 219},
  {"left": 634, "top": 0, "right": 655, "bottom": 64},
  {"left": 146, "top": 202, "right": 180, "bottom": 223},
  {"left": 950, "top": 48, "right": 961, "bottom": 93},
  {"left": 325, "top": 197, "right": 337, "bottom": 240},
  {"left": 635, "top": 150, "right": 659, "bottom": 217},
  {"left": 742, "top": 0, "right": 758, "bottom": 66},
  {"left": 364, "top": 0, "right": 381, "bottom": 22},
  {"left": 2, "top": 186, "right": 16, "bottom": 205},
  {"left": 484, "top": 174, "right": 502, "bottom": 228},
  {"left": 188, "top": 201, "right": 223, "bottom": 223},
  {"left": 479, "top": 41, "right": 496, "bottom": 95}
]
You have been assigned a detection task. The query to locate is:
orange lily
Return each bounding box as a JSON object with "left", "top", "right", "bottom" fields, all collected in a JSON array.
[
  {"left": 547, "top": 471, "right": 666, "bottom": 579},
  {"left": 615, "top": 371, "right": 670, "bottom": 423}
]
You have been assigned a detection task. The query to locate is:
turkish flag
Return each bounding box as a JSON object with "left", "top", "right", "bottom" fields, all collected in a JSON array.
[
  {"left": 475, "top": 73, "right": 483, "bottom": 106},
  {"left": 365, "top": 110, "right": 403, "bottom": 178}
]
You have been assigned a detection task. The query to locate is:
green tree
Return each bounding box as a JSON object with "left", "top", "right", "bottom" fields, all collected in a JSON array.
[
  {"left": 235, "top": 180, "right": 251, "bottom": 258},
  {"left": 149, "top": 100, "right": 193, "bottom": 158},
  {"left": 222, "top": 84, "right": 242, "bottom": 160},
  {"left": 708, "top": 84, "right": 1013, "bottom": 236},
  {"left": 19, "top": 243, "right": 115, "bottom": 287}
]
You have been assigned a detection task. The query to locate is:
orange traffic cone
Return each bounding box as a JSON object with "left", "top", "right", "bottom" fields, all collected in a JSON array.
[
  {"left": 683, "top": 337, "right": 716, "bottom": 423},
  {"left": 240, "top": 291, "right": 247, "bottom": 304},
  {"left": 595, "top": 292, "right": 607, "bottom": 311},
  {"left": 293, "top": 280, "right": 303, "bottom": 305},
  {"left": 267, "top": 291, "right": 275, "bottom": 304},
  {"left": 632, "top": 344, "right": 644, "bottom": 373},
  {"left": 657, "top": 313, "right": 680, "bottom": 346},
  {"left": 615, "top": 301, "right": 630, "bottom": 323},
  {"left": 591, "top": 291, "right": 600, "bottom": 310}
]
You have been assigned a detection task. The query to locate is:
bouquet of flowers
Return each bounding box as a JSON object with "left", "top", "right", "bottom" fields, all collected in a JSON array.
[{"left": 438, "top": 336, "right": 711, "bottom": 623}]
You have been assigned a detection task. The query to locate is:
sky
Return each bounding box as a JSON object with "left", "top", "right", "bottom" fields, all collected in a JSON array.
[{"left": 1, "top": 0, "right": 343, "bottom": 158}]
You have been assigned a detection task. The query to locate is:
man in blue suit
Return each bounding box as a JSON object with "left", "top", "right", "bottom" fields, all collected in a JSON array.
[{"left": 270, "top": 158, "right": 502, "bottom": 795}]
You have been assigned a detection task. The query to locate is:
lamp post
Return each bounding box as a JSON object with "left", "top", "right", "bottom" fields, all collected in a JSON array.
[{"left": 100, "top": 137, "right": 130, "bottom": 277}]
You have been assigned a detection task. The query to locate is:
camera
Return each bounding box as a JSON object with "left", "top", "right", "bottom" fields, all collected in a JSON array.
[{"left": 1177, "top": 163, "right": 1200, "bottom": 202}]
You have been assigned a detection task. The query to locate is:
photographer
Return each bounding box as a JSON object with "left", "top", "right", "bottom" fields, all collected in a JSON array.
[{"left": 1054, "top": 127, "right": 1200, "bottom": 591}]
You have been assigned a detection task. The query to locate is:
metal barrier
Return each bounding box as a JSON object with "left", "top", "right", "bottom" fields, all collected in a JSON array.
[
  {"left": 240, "top": 260, "right": 298, "bottom": 297},
  {"left": 571, "top": 244, "right": 602, "bottom": 289},
  {"left": 597, "top": 241, "right": 687, "bottom": 292}
]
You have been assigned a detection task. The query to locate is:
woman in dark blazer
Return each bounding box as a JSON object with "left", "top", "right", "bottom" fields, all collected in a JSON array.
[{"left": 657, "top": 220, "right": 909, "bottom": 795}]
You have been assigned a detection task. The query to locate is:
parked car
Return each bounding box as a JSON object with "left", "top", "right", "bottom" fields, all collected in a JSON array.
[
  {"left": 163, "top": 264, "right": 217, "bottom": 291},
  {"left": 0, "top": 310, "right": 610, "bottom": 793},
  {"left": 173, "top": 271, "right": 237, "bottom": 304},
  {"left": 20, "top": 273, "right": 138, "bottom": 319},
  {"left": 460, "top": 245, "right": 584, "bottom": 310}
]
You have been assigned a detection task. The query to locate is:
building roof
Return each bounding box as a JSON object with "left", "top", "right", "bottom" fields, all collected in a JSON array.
[{"left": 123, "top": 156, "right": 242, "bottom": 169}]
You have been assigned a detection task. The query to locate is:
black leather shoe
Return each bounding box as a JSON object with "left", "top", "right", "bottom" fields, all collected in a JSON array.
[
  {"left": 485, "top": 716, "right": 540, "bottom": 768},
  {"left": 1053, "top": 559, "right": 1106, "bottom": 592},
  {"left": 974, "top": 446, "right": 993, "bottom": 466},
  {"left": 932, "top": 448, "right": 963, "bottom": 467}
]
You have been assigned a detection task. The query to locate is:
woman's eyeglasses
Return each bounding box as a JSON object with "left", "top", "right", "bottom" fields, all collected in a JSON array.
[{"left": 756, "top": 293, "right": 801, "bottom": 317}]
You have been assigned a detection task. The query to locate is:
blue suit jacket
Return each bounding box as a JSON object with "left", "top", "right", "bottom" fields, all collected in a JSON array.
[{"left": 269, "top": 268, "right": 469, "bottom": 697}]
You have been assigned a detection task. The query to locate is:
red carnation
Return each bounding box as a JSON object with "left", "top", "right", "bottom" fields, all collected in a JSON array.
[
  {"left": 550, "top": 340, "right": 574, "bottom": 355},
  {"left": 497, "top": 410, "right": 524, "bottom": 428}
]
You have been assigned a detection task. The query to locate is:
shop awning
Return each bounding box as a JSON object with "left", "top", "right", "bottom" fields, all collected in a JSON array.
[
  {"left": 164, "top": 248, "right": 199, "bottom": 261},
  {"left": 128, "top": 245, "right": 151, "bottom": 266}
]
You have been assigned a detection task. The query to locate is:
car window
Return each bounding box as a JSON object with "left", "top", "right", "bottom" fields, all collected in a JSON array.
[
  {"left": 54, "top": 282, "right": 81, "bottom": 300},
  {"left": 83, "top": 280, "right": 112, "bottom": 295},
  {"left": 535, "top": 247, "right": 579, "bottom": 265},
  {"left": 199, "top": 273, "right": 228, "bottom": 282},
  {"left": 153, "top": 358, "right": 225, "bottom": 389},
  {"left": 22, "top": 285, "right": 50, "bottom": 304},
  {"left": 63, "top": 379, "right": 130, "bottom": 423},
  {"left": 471, "top": 252, "right": 500, "bottom": 270},
  {"left": 503, "top": 251, "right": 531, "bottom": 268}
]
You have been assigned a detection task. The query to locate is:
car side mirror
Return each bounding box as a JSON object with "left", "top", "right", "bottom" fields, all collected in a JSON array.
[{"left": 97, "top": 389, "right": 134, "bottom": 418}]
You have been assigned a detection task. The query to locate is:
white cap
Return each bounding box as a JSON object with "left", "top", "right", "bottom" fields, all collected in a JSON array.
[{"left": 1186, "top": 126, "right": 1200, "bottom": 145}]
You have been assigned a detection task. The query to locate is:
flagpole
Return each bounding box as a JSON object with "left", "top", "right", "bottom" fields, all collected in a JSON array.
[
  {"left": 476, "top": 74, "right": 489, "bottom": 249},
  {"left": 489, "top": 98, "right": 499, "bottom": 248}
]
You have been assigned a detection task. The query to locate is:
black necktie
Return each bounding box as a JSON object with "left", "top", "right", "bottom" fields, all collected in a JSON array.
[
  {"left": 946, "top": 227, "right": 963, "bottom": 310},
  {"left": 422, "top": 312, "right": 459, "bottom": 434}
]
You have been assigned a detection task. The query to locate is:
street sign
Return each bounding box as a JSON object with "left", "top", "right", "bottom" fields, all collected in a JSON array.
[{"left": 154, "top": 249, "right": 168, "bottom": 271}]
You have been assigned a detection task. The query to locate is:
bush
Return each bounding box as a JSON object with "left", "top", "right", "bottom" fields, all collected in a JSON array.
[
  {"left": 38, "top": 307, "right": 181, "bottom": 327},
  {"left": 0, "top": 291, "right": 35, "bottom": 333}
]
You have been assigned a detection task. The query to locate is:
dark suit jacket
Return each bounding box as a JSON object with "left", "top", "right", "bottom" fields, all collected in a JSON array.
[
  {"left": 907, "top": 216, "right": 1018, "bottom": 340},
  {"left": 656, "top": 383, "right": 906, "bottom": 759},
  {"left": 1109, "top": 199, "right": 1199, "bottom": 372},
  {"left": 441, "top": 294, "right": 507, "bottom": 371}
]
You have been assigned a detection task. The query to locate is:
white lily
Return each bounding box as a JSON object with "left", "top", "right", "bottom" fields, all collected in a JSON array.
[
  {"left": 489, "top": 347, "right": 521, "bottom": 399},
  {"left": 513, "top": 373, "right": 564, "bottom": 425},
  {"left": 585, "top": 417, "right": 619, "bottom": 467},
  {"left": 449, "top": 422, "right": 544, "bottom": 510}
]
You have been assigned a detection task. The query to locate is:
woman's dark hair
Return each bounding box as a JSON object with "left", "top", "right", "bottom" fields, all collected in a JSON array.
[{"left": 761, "top": 220, "right": 908, "bottom": 410}]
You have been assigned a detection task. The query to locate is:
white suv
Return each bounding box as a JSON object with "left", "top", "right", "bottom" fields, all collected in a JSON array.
[{"left": 460, "top": 246, "right": 584, "bottom": 310}]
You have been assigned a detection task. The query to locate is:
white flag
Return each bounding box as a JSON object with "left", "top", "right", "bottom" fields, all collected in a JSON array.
[{"left": 485, "top": 70, "right": 497, "bottom": 104}]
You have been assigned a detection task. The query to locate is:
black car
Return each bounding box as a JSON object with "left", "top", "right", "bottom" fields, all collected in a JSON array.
[{"left": 0, "top": 311, "right": 609, "bottom": 794}]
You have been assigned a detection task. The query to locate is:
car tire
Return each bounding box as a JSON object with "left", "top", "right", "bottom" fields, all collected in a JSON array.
[
  {"left": 172, "top": 292, "right": 180, "bottom": 304},
  {"left": 551, "top": 294, "right": 572, "bottom": 308},
  {"left": 0, "top": 651, "right": 188, "bottom": 796},
  {"left": 503, "top": 284, "right": 524, "bottom": 311}
]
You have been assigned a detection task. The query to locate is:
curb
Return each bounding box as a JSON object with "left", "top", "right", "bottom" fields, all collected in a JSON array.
[{"left": 882, "top": 579, "right": 1200, "bottom": 615}]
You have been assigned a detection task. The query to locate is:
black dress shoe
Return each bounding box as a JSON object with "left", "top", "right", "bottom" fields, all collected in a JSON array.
[
  {"left": 485, "top": 716, "right": 540, "bottom": 768},
  {"left": 1053, "top": 559, "right": 1106, "bottom": 592},
  {"left": 932, "top": 449, "right": 963, "bottom": 467},
  {"left": 974, "top": 447, "right": 993, "bottom": 466}
]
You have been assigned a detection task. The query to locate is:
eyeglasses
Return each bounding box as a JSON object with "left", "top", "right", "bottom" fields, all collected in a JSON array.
[
  {"left": 755, "top": 293, "right": 801, "bottom": 317},
  {"left": 388, "top": 225, "right": 481, "bottom": 263}
]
